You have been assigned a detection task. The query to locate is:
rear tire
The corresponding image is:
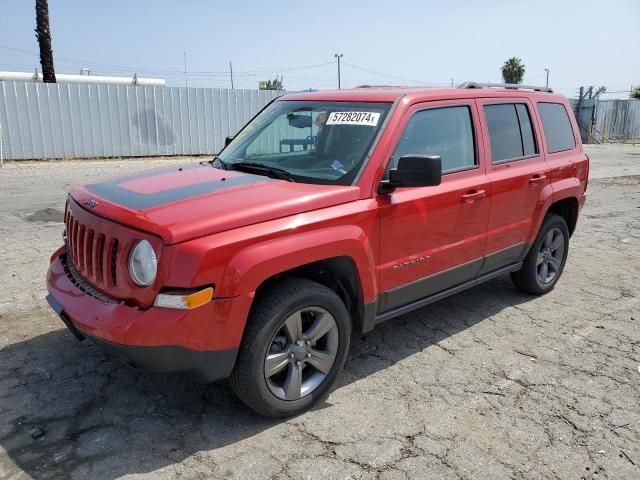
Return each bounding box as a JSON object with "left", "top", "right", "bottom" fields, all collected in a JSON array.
[
  {"left": 229, "top": 278, "right": 350, "bottom": 418},
  {"left": 511, "top": 213, "right": 570, "bottom": 295}
]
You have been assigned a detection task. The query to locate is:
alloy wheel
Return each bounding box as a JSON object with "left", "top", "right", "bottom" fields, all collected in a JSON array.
[
  {"left": 536, "top": 227, "right": 565, "bottom": 284},
  {"left": 264, "top": 307, "right": 339, "bottom": 401}
]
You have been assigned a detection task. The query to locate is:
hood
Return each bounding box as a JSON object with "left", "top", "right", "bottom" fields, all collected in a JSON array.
[{"left": 70, "top": 164, "right": 360, "bottom": 244}]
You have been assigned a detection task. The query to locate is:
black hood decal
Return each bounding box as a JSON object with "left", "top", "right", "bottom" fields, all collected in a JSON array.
[{"left": 85, "top": 166, "right": 272, "bottom": 210}]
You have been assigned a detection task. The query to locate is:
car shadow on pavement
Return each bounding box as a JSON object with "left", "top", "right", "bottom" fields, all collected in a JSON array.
[{"left": 0, "top": 276, "right": 533, "bottom": 479}]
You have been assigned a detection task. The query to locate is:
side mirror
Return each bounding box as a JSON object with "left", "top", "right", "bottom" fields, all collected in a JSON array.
[
  {"left": 225, "top": 135, "right": 234, "bottom": 147},
  {"left": 380, "top": 155, "right": 442, "bottom": 193}
]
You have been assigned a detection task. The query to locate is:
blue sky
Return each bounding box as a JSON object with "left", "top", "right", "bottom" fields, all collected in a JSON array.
[{"left": 1, "top": 0, "right": 638, "bottom": 98}]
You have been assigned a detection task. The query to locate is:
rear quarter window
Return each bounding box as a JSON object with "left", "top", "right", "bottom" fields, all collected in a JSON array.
[{"left": 537, "top": 103, "right": 576, "bottom": 153}]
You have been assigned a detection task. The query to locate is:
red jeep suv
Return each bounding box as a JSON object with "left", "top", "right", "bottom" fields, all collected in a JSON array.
[{"left": 46, "top": 83, "right": 588, "bottom": 417}]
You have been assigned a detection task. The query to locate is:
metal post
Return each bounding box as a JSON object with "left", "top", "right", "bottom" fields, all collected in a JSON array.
[
  {"left": 575, "top": 87, "right": 585, "bottom": 141},
  {"left": 183, "top": 52, "right": 188, "bottom": 88},
  {"left": 334, "top": 53, "right": 343, "bottom": 89},
  {"left": 230, "top": 61, "right": 234, "bottom": 90}
]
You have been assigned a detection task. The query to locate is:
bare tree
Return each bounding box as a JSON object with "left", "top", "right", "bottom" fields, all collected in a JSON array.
[{"left": 35, "top": 0, "right": 56, "bottom": 82}]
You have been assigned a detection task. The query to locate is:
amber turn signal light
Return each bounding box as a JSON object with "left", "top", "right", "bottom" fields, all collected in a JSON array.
[{"left": 153, "top": 287, "right": 214, "bottom": 310}]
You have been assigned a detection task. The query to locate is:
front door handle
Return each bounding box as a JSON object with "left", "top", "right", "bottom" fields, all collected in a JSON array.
[
  {"left": 528, "top": 174, "right": 547, "bottom": 185},
  {"left": 461, "top": 190, "right": 486, "bottom": 203}
]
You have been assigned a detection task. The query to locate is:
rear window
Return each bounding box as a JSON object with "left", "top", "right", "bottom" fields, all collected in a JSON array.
[
  {"left": 537, "top": 103, "right": 576, "bottom": 153},
  {"left": 483, "top": 103, "right": 538, "bottom": 163}
]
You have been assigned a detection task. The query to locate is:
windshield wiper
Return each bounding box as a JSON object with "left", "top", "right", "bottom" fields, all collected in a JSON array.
[{"left": 231, "top": 162, "right": 296, "bottom": 182}]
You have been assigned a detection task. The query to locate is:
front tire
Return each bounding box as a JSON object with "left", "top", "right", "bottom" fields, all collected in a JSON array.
[
  {"left": 511, "top": 213, "right": 570, "bottom": 295},
  {"left": 229, "top": 278, "right": 351, "bottom": 418}
]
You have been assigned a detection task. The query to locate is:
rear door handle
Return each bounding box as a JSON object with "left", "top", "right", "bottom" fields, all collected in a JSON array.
[
  {"left": 461, "top": 190, "right": 486, "bottom": 203},
  {"left": 528, "top": 174, "right": 547, "bottom": 185}
]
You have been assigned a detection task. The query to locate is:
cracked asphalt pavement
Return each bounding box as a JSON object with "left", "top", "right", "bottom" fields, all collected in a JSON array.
[{"left": 1, "top": 144, "right": 639, "bottom": 479}]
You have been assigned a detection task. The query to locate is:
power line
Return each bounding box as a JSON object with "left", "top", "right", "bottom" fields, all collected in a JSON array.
[
  {"left": 0, "top": 43, "right": 361, "bottom": 88},
  {"left": 0, "top": 44, "right": 335, "bottom": 77},
  {"left": 341, "top": 61, "right": 437, "bottom": 85},
  {"left": 2, "top": 43, "right": 634, "bottom": 94},
  {"left": 234, "top": 61, "right": 335, "bottom": 75},
  {"left": 0, "top": 45, "right": 191, "bottom": 75}
]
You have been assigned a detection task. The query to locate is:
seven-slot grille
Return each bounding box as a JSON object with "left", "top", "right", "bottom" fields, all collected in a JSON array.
[{"left": 64, "top": 205, "right": 119, "bottom": 288}]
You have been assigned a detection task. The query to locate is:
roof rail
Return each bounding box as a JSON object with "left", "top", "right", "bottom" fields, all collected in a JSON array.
[{"left": 458, "top": 81, "right": 553, "bottom": 93}]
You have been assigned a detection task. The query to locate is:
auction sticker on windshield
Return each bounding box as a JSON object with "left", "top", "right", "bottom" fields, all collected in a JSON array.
[{"left": 326, "top": 111, "right": 380, "bottom": 126}]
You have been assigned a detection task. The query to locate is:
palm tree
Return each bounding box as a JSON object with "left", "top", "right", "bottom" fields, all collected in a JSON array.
[
  {"left": 35, "top": 0, "right": 56, "bottom": 83},
  {"left": 501, "top": 57, "right": 525, "bottom": 84}
]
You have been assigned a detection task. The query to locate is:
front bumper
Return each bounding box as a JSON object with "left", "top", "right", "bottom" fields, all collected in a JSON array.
[{"left": 46, "top": 250, "right": 254, "bottom": 382}]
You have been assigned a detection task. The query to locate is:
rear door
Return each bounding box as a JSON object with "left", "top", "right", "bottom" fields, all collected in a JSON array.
[
  {"left": 478, "top": 98, "right": 550, "bottom": 272},
  {"left": 377, "top": 99, "right": 491, "bottom": 312}
]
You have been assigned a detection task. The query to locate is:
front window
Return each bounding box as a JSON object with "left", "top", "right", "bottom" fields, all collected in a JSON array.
[
  {"left": 388, "top": 105, "right": 476, "bottom": 174},
  {"left": 218, "top": 101, "right": 392, "bottom": 185}
]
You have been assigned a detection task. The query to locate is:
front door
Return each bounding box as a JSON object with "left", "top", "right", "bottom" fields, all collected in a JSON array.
[{"left": 377, "top": 100, "right": 490, "bottom": 313}]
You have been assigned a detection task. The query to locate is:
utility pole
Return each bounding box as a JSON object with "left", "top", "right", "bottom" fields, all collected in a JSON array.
[
  {"left": 183, "top": 51, "right": 188, "bottom": 87},
  {"left": 545, "top": 68, "right": 550, "bottom": 88},
  {"left": 229, "top": 61, "right": 234, "bottom": 89},
  {"left": 334, "top": 53, "right": 343, "bottom": 89},
  {"left": 35, "top": 0, "right": 56, "bottom": 83}
]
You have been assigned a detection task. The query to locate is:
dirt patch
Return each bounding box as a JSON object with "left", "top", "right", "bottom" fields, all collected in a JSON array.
[{"left": 24, "top": 208, "right": 64, "bottom": 223}]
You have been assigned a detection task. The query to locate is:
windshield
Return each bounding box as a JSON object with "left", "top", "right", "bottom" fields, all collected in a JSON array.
[{"left": 218, "top": 101, "right": 392, "bottom": 185}]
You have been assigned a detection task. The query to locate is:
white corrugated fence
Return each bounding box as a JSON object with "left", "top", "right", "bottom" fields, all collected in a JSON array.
[{"left": 0, "top": 81, "right": 283, "bottom": 160}]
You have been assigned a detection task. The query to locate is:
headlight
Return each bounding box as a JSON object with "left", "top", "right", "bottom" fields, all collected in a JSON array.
[{"left": 128, "top": 240, "right": 157, "bottom": 287}]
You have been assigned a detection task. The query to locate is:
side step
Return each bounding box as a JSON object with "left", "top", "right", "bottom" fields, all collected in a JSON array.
[{"left": 375, "top": 262, "right": 522, "bottom": 324}]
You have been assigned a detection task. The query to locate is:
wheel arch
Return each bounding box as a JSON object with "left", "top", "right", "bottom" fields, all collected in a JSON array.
[
  {"left": 253, "top": 256, "right": 367, "bottom": 334},
  {"left": 526, "top": 188, "right": 580, "bottom": 250},
  {"left": 546, "top": 196, "right": 579, "bottom": 236},
  {"left": 218, "top": 225, "right": 378, "bottom": 333}
]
